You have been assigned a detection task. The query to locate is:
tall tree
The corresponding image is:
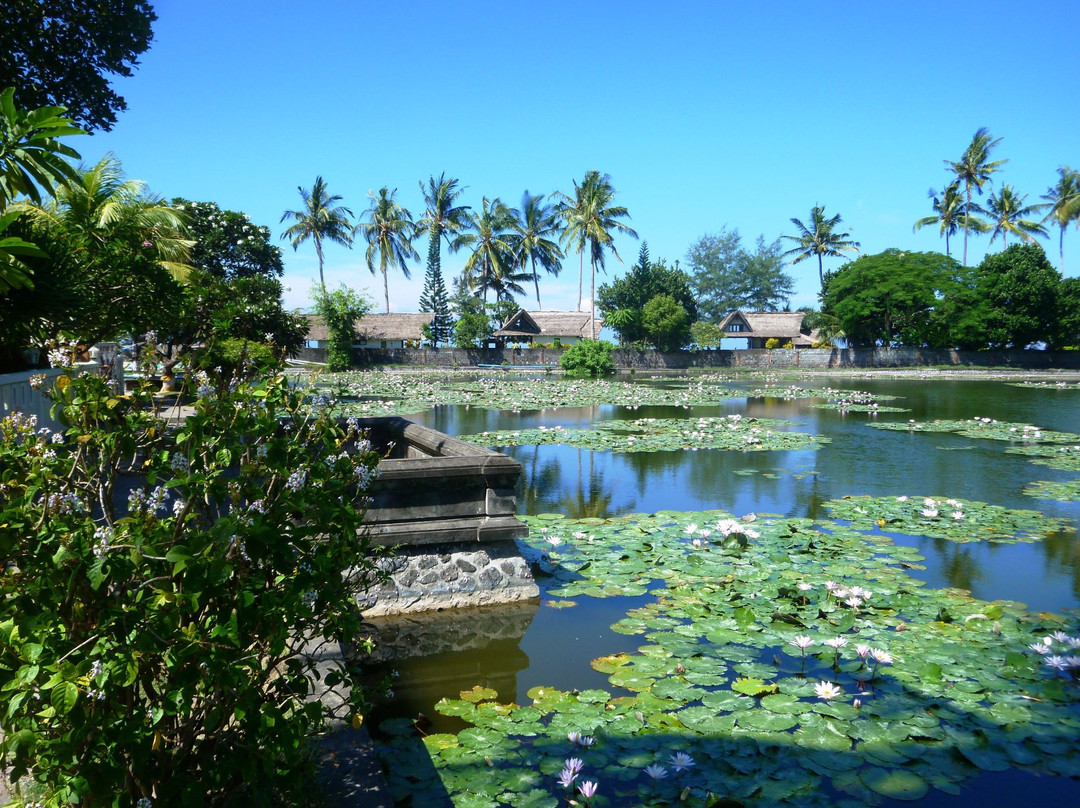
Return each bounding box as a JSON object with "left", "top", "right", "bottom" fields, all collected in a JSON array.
[
  {"left": 279, "top": 176, "right": 353, "bottom": 293},
  {"left": 8, "top": 155, "right": 190, "bottom": 346},
  {"left": 686, "top": 228, "right": 793, "bottom": 319},
  {"left": 945, "top": 127, "right": 1008, "bottom": 266},
  {"left": 976, "top": 243, "right": 1059, "bottom": 348},
  {"left": 511, "top": 191, "right": 563, "bottom": 310},
  {"left": 781, "top": 205, "right": 860, "bottom": 288},
  {"left": 557, "top": 171, "right": 638, "bottom": 337},
  {"left": 1, "top": 0, "right": 156, "bottom": 131},
  {"left": 418, "top": 174, "right": 469, "bottom": 346},
  {"left": 172, "top": 199, "right": 284, "bottom": 280},
  {"left": 460, "top": 197, "right": 520, "bottom": 302},
  {"left": 913, "top": 182, "right": 982, "bottom": 258},
  {"left": 356, "top": 187, "right": 418, "bottom": 314},
  {"left": 822, "top": 250, "right": 966, "bottom": 348},
  {"left": 1041, "top": 166, "right": 1080, "bottom": 275},
  {"left": 986, "top": 185, "right": 1047, "bottom": 249},
  {"left": 596, "top": 243, "right": 697, "bottom": 348}
]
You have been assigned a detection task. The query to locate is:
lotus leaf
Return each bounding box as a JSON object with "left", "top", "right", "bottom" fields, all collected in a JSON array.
[
  {"left": 732, "top": 677, "right": 778, "bottom": 697},
  {"left": 859, "top": 768, "right": 929, "bottom": 800}
]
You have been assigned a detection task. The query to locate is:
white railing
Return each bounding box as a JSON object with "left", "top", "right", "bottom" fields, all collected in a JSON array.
[{"left": 0, "top": 368, "right": 65, "bottom": 431}]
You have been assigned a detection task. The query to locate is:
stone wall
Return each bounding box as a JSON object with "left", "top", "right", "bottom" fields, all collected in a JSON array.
[
  {"left": 295, "top": 346, "right": 1080, "bottom": 371},
  {"left": 357, "top": 539, "right": 538, "bottom": 617}
]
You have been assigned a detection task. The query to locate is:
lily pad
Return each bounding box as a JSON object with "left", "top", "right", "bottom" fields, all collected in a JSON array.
[{"left": 859, "top": 768, "right": 929, "bottom": 800}]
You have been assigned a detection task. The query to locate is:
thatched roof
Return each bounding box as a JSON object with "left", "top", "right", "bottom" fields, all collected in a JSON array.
[
  {"left": 719, "top": 311, "right": 810, "bottom": 339},
  {"left": 493, "top": 310, "right": 603, "bottom": 339},
  {"left": 305, "top": 313, "right": 434, "bottom": 342}
]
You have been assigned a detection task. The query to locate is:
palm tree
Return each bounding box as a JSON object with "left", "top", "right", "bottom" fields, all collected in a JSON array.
[
  {"left": 279, "top": 176, "right": 353, "bottom": 292},
  {"left": 913, "top": 182, "right": 980, "bottom": 258},
  {"left": 459, "top": 197, "right": 520, "bottom": 302},
  {"left": 781, "top": 205, "right": 860, "bottom": 288},
  {"left": 356, "top": 187, "right": 419, "bottom": 314},
  {"left": 418, "top": 173, "right": 470, "bottom": 274},
  {"left": 945, "top": 127, "right": 1008, "bottom": 266},
  {"left": 418, "top": 174, "right": 470, "bottom": 346},
  {"left": 16, "top": 153, "right": 192, "bottom": 280},
  {"left": 986, "top": 185, "right": 1047, "bottom": 249},
  {"left": 1041, "top": 166, "right": 1080, "bottom": 274},
  {"left": 557, "top": 171, "right": 638, "bottom": 337},
  {"left": 510, "top": 191, "right": 563, "bottom": 310}
]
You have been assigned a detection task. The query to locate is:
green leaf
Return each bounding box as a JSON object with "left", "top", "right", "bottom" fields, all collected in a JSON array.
[
  {"left": 858, "top": 768, "right": 929, "bottom": 800},
  {"left": 51, "top": 682, "right": 78, "bottom": 715}
]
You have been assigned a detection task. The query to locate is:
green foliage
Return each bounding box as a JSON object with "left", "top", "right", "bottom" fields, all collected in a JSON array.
[
  {"left": 765, "top": 337, "right": 780, "bottom": 349},
  {"left": 689, "top": 321, "right": 722, "bottom": 350},
  {"left": 0, "top": 88, "right": 84, "bottom": 209},
  {"left": 313, "top": 285, "right": 370, "bottom": 372},
  {"left": 641, "top": 293, "right": 691, "bottom": 352},
  {"left": 823, "top": 250, "right": 966, "bottom": 347},
  {"left": 1055, "top": 276, "right": 1080, "bottom": 348},
  {"left": 172, "top": 199, "right": 284, "bottom": 280},
  {"left": 419, "top": 243, "right": 453, "bottom": 347},
  {"left": 686, "top": 229, "right": 793, "bottom": 320},
  {"left": 559, "top": 339, "right": 615, "bottom": 377},
  {"left": 418, "top": 175, "right": 469, "bottom": 346},
  {"left": 0, "top": 371, "right": 381, "bottom": 805},
  {"left": 975, "top": 243, "right": 1060, "bottom": 348},
  {"left": 0, "top": 2, "right": 156, "bottom": 131},
  {"left": 596, "top": 243, "right": 697, "bottom": 347},
  {"left": 0, "top": 87, "right": 83, "bottom": 295}
]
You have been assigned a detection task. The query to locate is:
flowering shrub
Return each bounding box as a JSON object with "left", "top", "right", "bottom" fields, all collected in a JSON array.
[{"left": 0, "top": 371, "right": 382, "bottom": 805}]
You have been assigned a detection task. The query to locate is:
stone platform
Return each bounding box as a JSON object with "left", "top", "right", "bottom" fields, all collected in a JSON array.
[{"left": 351, "top": 417, "right": 537, "bottom": 616}]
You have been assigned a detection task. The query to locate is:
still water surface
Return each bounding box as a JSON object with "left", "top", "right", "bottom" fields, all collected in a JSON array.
[{"left": 368, "top": 375, "right": 1080, "bottom": 803}]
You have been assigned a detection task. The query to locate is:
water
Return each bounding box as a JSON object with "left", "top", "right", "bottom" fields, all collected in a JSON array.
[{"left": 366, "top": 374, "right": 1080, "bottom": 805}]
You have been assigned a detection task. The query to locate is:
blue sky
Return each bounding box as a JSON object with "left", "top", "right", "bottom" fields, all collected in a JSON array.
[{"left": 79, "top": 0, "right": 1080, "bottom": 314}]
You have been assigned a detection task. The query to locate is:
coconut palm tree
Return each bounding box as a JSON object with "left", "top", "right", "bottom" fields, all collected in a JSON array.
[
  {"left": 913, "top": 182, "right": 981, "bottom": 258},
  {"left": 945, "top": 127, "right": 1008, "bottom": 266},
  {"left": 16, "top": 153, "right": 192, "bottom": 280},
  {"left": 279, "top": 176, "right": 353, "bottom": 292},
  {"left": 986, "top": 185, "right": 1047, "bottom": 250},
  {"left": 557, "top": 171, "right": 638, "bottom": 337},
  {"left": 781, "top": 205, "right": 860, "bottom": 288},
  {"left": 1041, "top": 166, "right": 1080, "bottom": 274},
  {"left": 418, "top": 173, "right": 470, "bottom": 276},
  {"left": 510, "top": 191, "right": 563, "bottom": 310},
  {"left": 356, "top": 187, "right": 419, "bottom": 314},
  {"left": 459, "top": 197, "right": 519, "bottom": 302}
]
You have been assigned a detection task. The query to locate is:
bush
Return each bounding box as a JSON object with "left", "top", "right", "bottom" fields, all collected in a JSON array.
[
  {"left": 765, "top": 337, "right": 780, "bottom": 349},
  {"left": 560, "top": 339, "right": 615, "bottom": 377},
  {"left": 0, "top": 370, "right": 382, "bottom": 805},
  {"left": 313, "top": 285, "right": 370, "bottom": 372}
]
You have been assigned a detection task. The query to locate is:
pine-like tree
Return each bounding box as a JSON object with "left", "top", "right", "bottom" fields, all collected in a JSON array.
[{"left": 419, "top": 236, "right": 452, "bottom": 346}]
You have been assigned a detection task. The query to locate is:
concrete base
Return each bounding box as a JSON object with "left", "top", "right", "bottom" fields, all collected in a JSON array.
[{"left": 357, "top": 539, "right": 538, "bottom": 617}]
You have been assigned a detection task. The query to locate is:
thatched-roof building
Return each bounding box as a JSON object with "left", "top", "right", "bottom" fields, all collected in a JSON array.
[
  {"left": 305, "top": 313, "right": 434, "bottom": 349},
  {"left": 718, "top": 311, "right": 817, "bottom": 349},
  {"left": 492, "top": 310, "right": 604, "bottom": 346}
]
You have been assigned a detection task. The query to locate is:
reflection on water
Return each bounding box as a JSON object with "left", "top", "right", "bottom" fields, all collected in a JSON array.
[
  {"left": 415, "top": 376, "right": 1080, "bottom": 610},
  {"left": 360, "top": 602, "right": 539, "bottom": 735}
]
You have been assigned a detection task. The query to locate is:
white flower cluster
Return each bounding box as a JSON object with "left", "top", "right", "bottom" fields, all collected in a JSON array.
[
  {"left": 44, "top": 491, "right": 85, "bottom": 515},
  {"left": 127, "top": 485, "right": 168, "bottom": 517}
]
